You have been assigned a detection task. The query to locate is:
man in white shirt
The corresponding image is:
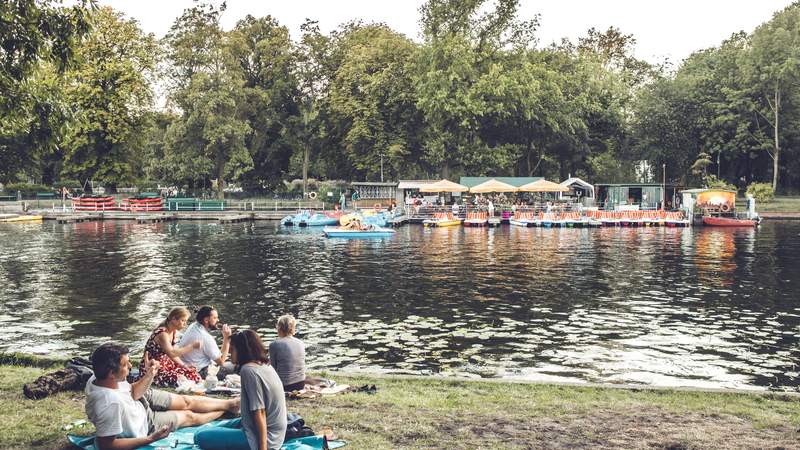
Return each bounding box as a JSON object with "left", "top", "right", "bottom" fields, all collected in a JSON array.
[
  {"left": 85, "top": 343, "right": 238, "bottom": 450},
  {"left": 178, "top": 306, "right": 232, "bottom": 379}
]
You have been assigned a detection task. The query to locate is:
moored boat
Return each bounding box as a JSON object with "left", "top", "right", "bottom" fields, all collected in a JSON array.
[
  {"left": 323, "top": 225, "right": 396, "bottom": 238},
  {"left": 702, "top": 216, "right": 760, "bottom": 227},
  {"left": 423, "top": 212, "right": 461, "bottom": 227},
  {"left": 463, "top": 211, "right": 488, "bottom": 227}
]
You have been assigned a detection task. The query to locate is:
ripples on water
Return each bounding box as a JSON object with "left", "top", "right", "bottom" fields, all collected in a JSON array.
[{"left": 1, "top": 220, "right": 799, "bottom": 391}]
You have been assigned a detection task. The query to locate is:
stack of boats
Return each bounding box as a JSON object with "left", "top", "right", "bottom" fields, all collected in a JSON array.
[
  {"left": 71, "top": 196, "right": 117, "bottom": 211},
  {"left": 119, "top": 196, "right": 163, "bottom": 212}
]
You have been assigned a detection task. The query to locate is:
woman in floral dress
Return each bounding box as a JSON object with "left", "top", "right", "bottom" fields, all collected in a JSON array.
[{"left": 140, "top": 306, "right": 202, "bottom": 387}]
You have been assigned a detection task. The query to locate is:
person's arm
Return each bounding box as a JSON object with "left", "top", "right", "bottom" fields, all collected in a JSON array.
[
  {"left": 154, "top": 331, "right": 200, "bottom": 360},
  {"left": 253, "top": 408, "right": 268, "bottom": 450},
  {"left": 130, "top": 353, "right": 158, "bottom": 401},
  {"left": 95, "top": 426, "right": 170, "bottom": 450},
  {"left": 213, "top": 324, "right": 231, "bottom": 366}
]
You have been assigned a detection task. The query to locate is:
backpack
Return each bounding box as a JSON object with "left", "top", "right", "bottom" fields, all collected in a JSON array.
[{"left": 285, "top": 412, "right": 316, "bottom": 440}]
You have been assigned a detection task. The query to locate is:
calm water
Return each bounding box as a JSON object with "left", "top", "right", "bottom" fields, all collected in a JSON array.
[{"left": 1, "top": 220, "right": 799, "bottom": 391}]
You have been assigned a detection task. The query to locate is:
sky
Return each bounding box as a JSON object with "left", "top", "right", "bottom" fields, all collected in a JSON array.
[{"left": 101, "top": 0, "right": 795, "bottom": 65}]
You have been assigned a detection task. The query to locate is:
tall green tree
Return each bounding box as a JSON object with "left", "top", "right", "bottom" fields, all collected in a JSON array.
[
  {"left": 328, "top": 25, "right": 424, "bottom": 180},
  {"left": 0, "top": 0, "right": 93, "bottom": 183},
  {"left": 61, "top": 7, "right": 158, "bottom": 191},
  {"left": 744, "top": 3, "right": 800, "bottom": 190},
  {"left": 229, "top": 15, "right": 299, "bottom": 191},
  {"left": 162, "top": 3, "right": 252, "bottom": 199},
  {"left": 415, "top": 0, "right": 537, "bottom": 178}
]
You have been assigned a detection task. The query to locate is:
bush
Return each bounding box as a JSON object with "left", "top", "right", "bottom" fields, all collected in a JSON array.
[
  {"left": 704, "top": 175, "right": 737, "bottom": 191},
  {"left": 746, "top": 182, "right": 774, "bottom": 203},
  {"left": 2, "top": 183, "right": 51, "bottom": 197},
  {"left": 52, "top": 179, "right": 82, "bottom": 191}
]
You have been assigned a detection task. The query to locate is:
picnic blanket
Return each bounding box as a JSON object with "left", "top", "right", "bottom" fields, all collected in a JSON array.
[{"left": 68, "top": 419, "right": 346, "bottom": 450}]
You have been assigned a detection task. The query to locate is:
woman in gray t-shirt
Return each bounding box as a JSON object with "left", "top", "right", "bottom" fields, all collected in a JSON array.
[{"left": 195, "top": 330, "right": 287, "bottom": 450}]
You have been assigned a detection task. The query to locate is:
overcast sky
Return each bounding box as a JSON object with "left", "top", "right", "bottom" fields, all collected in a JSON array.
[{"left": 102, "top": 0, "right": 794, "bottom": 64}]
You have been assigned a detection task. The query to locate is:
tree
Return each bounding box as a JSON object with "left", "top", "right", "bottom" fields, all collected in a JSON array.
[
  {"left": 744, "top": 3, "right": 800, "bottom": 190},
  {"left": 229, "top": 15, "right": 299, "bottom": 191},
  {"left": 327, "top": 25, "right": 423, "bottom": 180},
  {"left": 61, "top": 7, "right": 158, "bottom": 191},
  {"left": 0, "top": 0, "right": 93, "bottom": 183},
  {"left": 415, "top": 0, "right": 538, "bottom": 178},
  {"left": 162, "top": 3, "right": 252, "bottom": 199}
]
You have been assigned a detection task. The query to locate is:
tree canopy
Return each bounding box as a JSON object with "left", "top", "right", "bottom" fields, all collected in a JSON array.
[{"left": 4, "top": 0, "right": 800, "bottom": 195}]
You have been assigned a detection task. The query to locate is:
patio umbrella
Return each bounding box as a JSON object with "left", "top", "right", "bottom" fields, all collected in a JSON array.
[
  {"left": 469, "top": 178, "right": 518, "bottom": 193},
  {"left": 518, "top": 179, "right": 569, "bottom": 193},
  {"left": 419, "top": 179, "right": 469, "bottom": 193}
]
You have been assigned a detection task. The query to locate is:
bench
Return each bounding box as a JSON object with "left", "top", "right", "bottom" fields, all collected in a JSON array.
[
  {"left": 36, "top": 192, "right": 56, "bottom": 199},
  {"left": 0, "top": 195, "right": 16, "bottom": 202}
]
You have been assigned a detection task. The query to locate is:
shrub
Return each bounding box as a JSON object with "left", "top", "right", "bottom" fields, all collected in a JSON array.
[
  {"left": 704, "top": 175, "right": 737, "bottom": 191},
  {"left": 2, "top": 183, "right": 51, "bottom": 197},
  {"left": 746, "top": 182, "right": 774, "bottom": 203},
  {"left": 52, "top": 180, "right": 82, "bottom": 191}
]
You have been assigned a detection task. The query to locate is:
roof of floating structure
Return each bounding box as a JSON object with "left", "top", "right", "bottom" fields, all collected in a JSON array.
[
  {"left": 560, "top": 177, "right": 594, "bottom": 191},
  {"left": 519, "top": 179, "right": 569, "bottom": 193},
  {"left": 419, "top": 179, "right": 469, "bottom": 193},
  {"left": 469, "top": 179, "right": 518, "bottom": 193},
  {"left": 397, "top": 180, "right": 438, "bottom": 190},
  {"left": 459, "top": 177, "right": 541, "bottom": 188}
]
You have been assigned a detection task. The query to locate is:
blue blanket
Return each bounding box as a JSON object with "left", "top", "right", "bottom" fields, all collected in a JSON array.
[{"left": 68, "top": 419, "right": 346, "bottom": 450}]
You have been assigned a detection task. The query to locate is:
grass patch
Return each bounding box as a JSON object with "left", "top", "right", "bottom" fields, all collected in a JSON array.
[
  {"left": 747, "top": 195, "right": 800, "bottom": 213},
  {"left": 2, "top": 366, "right": 799, "bottom": 449}
]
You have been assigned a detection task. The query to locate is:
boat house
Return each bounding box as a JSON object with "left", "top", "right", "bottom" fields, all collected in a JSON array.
[
  {"left": 595, "top": 183, "right": 682, "bottom": 210},
  {"left": 350, "top": 182, "right": 397, "bottom": 207}
]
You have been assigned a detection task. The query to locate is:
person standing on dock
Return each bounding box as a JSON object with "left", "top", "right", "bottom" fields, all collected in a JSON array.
[
  {"left": 178, "top": 306, "right": 233, "bottom": 381},
  {"left": 487, "top": 200, "right": 495, "bottom": 219},
  {"left": 339, "top": 191, "right": 346, "bottom": 210}
]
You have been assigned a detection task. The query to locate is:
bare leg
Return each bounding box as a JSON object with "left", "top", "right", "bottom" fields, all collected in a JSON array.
[
  {"left": 173, "top": 410, "right": 226, "bottom": 428},
  {"left": 171, "top": 394, "right": 239, "bottom": 414}
]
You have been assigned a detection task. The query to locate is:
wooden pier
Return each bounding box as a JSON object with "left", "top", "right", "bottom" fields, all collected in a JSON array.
[
  {"left": 218, "top": 214, "right": 253, "bottom": 223},
  {"left": 136, "top": 215, "right": 177, "bottom": 223},
  {"left": 55, "top": 214, "right": 102, "bottom": 224}
]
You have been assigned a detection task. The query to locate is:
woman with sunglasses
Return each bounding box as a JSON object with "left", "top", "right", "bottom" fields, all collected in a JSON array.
[{"left": 195, "top": 330, "right": 287, "bottom": 450}]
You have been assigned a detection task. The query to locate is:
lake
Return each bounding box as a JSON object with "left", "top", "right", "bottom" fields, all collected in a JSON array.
[{"left": 1, "top": 220, "right": 799, "bottom": 391}]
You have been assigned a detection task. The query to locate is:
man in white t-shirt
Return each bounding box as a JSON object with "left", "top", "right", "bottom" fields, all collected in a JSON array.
[
  {"left": 85, "top": 343, "right": 239, "bottom": 450},
  {"left": 178, "top": 306, "right": 233, "bottom": 379}
]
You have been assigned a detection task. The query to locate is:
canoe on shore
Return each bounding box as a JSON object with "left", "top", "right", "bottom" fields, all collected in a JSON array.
[{"left": 0, "top": 215, "right": 43, "bottom": 223}]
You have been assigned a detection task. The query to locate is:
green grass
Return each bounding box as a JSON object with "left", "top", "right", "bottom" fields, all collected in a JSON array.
[
  {"left": 746, "top": 195, "right": 800, "bottom": 213},
  {"left": 2, "top": 365, "right": 799, "bottom": 449}
]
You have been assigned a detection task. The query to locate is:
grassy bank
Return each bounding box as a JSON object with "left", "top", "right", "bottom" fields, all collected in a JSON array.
[
  {"left": 748, "top": 195, "right": 800, "bottom": 213},
  {"left": 2, "top": 362, "right": 799, "bottom": 450}
]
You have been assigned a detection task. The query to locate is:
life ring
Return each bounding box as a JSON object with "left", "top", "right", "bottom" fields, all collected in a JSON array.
[
  {"left": 720, "top": 203, "right": 731, "bottom": 212},
  {"left": 308, "top": 191, "right": 317, "bottom": 199}
]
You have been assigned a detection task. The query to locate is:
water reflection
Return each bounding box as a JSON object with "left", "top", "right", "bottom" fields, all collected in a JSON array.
[{"left": 1, "top": 221, "right": 799, "bottom": 390}]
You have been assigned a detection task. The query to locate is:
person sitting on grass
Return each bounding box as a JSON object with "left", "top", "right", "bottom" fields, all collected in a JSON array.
[
  {"left": 178, "top": 305, "right": 234, "bottom": 380},
  {"left": 268, "top": 315, "right": 307, "bottom": 392},
  {"left": 85, "top": 342, "right": 239, "bottom": 450},
  {"left": 195, "top": 330, "right": 287, "bottom": 450},
  {"left": 140, "top": 306, "right": 202, "bottom": 387}
]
